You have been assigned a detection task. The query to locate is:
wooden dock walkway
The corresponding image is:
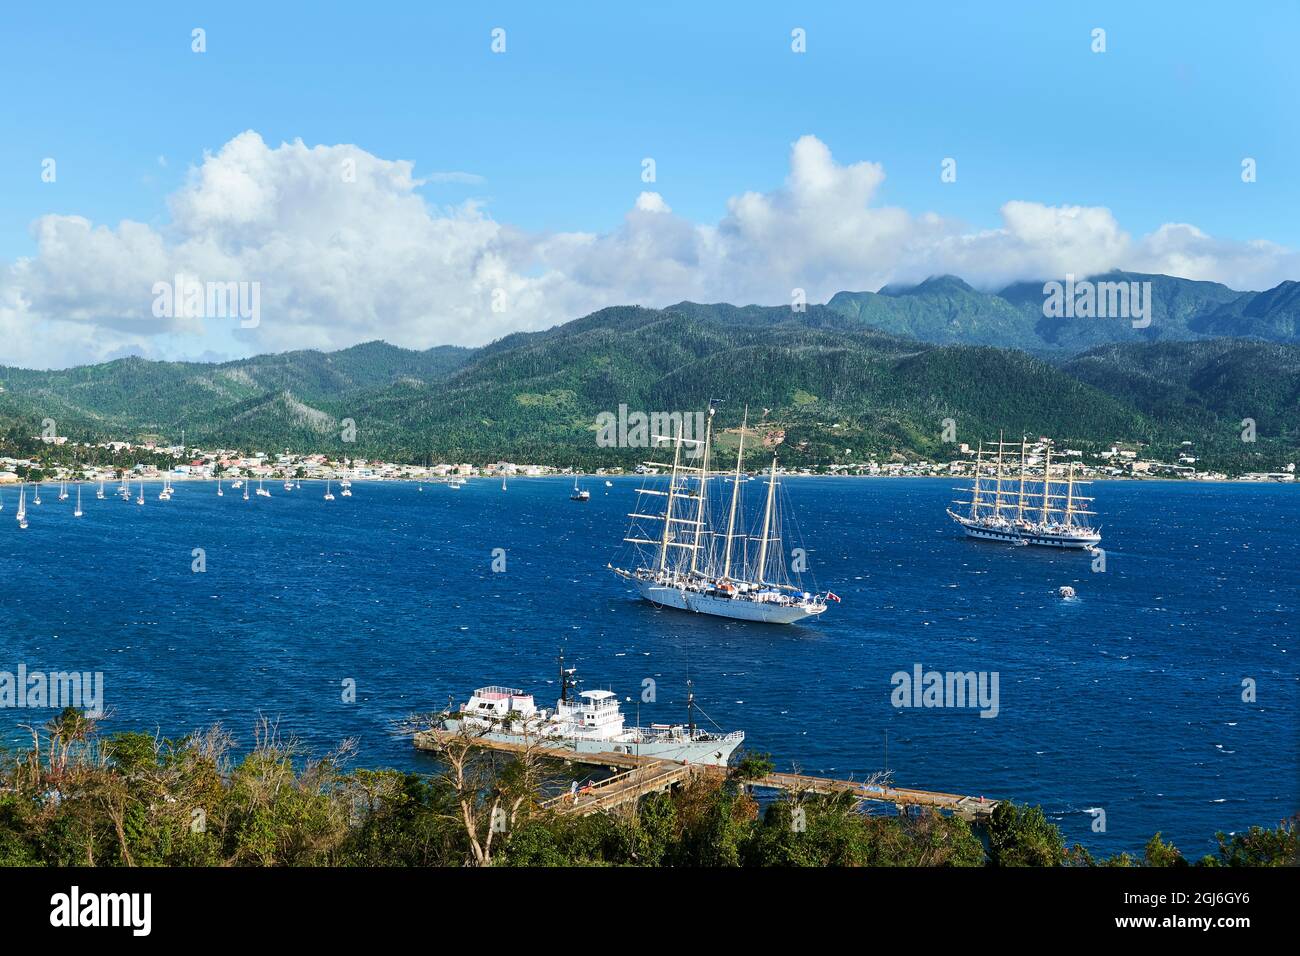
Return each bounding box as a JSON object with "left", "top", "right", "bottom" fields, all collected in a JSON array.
[
  {"left": 542, "top": 762, "right": 697, "bottom": 815},
  {"left": 413, "top": 729, "right": 999, "bottom": 821},
  {"left": 744, "top": 771, "right": 997, "bottom": 820}
]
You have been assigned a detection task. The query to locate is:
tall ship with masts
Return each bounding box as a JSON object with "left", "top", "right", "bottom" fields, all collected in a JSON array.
[
  {"left": 609, "top": 407, "right": 835, "bottom": 624},
  {"left": 947, "top": 434, "right": 1101, "bottom": 549}
]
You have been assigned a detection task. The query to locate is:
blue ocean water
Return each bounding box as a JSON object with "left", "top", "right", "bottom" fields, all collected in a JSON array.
[{"left": 0, "top": 476, "right": 1295, "bottom": 856}]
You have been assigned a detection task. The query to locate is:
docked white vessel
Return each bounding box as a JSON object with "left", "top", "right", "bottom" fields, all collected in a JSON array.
[
  {"left": 610, "top": 407, "right": 835, "bottom": 624},
  {"left": 947, "top": 434, "right": 1101, "bottom": 549},
  {"left": 439, "top": 657, "right": 744, "bottom": 767}
]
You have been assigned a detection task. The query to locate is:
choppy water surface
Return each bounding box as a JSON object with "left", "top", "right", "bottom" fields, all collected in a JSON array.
[{"left": 1, "top": 476, "right": 1294, "bottom": 855}]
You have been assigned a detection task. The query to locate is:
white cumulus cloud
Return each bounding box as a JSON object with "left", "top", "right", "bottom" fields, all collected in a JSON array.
[{"left": 1, "top": 131, "right": 1295, "bottom": 369}]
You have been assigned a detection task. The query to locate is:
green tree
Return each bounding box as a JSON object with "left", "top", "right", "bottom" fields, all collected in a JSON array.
[{"left": 986, "top": 802, "right": 1066, "bottom": 867}]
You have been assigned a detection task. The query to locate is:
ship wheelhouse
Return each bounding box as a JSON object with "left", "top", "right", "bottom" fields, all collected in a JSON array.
[
  {"left": 555, "top": 689, "right": 626, "bottom": 737},
  {"left": 463, "top": 686, "right": 538, "bottom": 721}
]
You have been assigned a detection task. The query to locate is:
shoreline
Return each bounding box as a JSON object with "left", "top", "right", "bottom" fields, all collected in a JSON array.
[{"left": 5, "top": 473, "right": 1290, "bottom": 487}]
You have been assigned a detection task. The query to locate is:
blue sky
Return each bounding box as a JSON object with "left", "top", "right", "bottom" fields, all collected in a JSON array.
[{"left": 1, "top": 1, "right": 1296, "bottom": 366}]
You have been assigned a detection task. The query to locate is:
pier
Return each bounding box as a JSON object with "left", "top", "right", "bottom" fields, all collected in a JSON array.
[{"left": 412, "top": 729, "right": 1000, "bottom": 821}]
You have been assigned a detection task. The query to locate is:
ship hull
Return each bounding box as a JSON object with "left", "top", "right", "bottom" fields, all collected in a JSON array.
[
  {"left": 634, "top": 579, "right": 826, "bottom": 624},
  {"left": 949, "top": 514, "right": 1100, "bottom": 549},
  {"left": 442, "top": 721, "right": 742, "bottom": 767}
]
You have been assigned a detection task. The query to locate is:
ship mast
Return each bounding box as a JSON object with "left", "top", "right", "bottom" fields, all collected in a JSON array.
[
  {"left": 1016, "top": 436, "right": 1028, "bottom": 522},
  {"left": 1040, "top": 443, "right": 1052, "bottom": 525},
  {"left": 755, "top": 456, "right": 778, "bottom": 584},
  {"left": 658, "top": 420, "right": 684, "bottom": 572},
  {"left": 558, "top": 648, "right": 567, "bottom": 703},
  {"left": 722, "top": 407, "right": 747, "bottom": 580},
  {"left": 690, "top": 407, "right": 715, "bottom": 576},
  {"left": 994, "top": 430, "right": 1005, "bottom": 518},
  {"left": 970, "top": 441, "right": 984, "bottom": 519},
  {"left": 1064, "top": 462, "right": 1076, "bottom": 527},
  {"left": 686, "top": 679, "right": 697, "bottom": 737}
]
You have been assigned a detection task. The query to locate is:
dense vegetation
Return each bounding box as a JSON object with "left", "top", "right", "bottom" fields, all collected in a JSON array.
[
  {"left": 829, "top": 271, "right": 1297, "bottom": 352},
  {"left": 1, "top": 278, "right": 1297, "bottom": 473},
  {"left": 1, "top": 710, "right": 1294, "bottom": 868}
]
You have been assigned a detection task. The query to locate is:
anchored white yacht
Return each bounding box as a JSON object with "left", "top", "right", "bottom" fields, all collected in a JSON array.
[{"left": 440, "top": 655, "right": 743, "bottom": 767}]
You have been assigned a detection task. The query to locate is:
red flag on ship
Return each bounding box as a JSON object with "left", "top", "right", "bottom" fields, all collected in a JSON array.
[{"left": 826, "top": 592, "right": 841, "bottom": 603}]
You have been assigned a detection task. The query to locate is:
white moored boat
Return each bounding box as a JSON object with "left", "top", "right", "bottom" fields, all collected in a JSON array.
[
  {"left": 610, "top": 406, "right": 835, "bottom": 624},
  {"left": 440, "top": 655, "right": 744, "bottom": 767}
]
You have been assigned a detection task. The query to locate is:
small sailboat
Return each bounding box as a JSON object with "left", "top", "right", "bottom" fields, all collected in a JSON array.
[
  {"left": 324, "top": 479, "right": 335, "bottom": 501},
  {"left": 242, "top": 481, "right": 250, "bottom": 501},
  {"left": 58, "top": 479, "right": 69, "bottom": 501},
  {"left": 256, "top": 477, "right": 271, "bottom": 497},
  {"left": 136, "top": 479, "right": 144, "bottom": 506},
  {"left": 158, "top": 476, "right": 172, "bottom": 500},
  {"left": 340, "top": 479, "right": 352, "bottom": 497},
  {"left": 605, "top": 480, "right": 613, "bottom": 488},
  {"left": 32, "top": 483, "right": 42, "bottom": 505},
  {"left": 502, "top": 476, "right": 507, "bottom": 491},
  {"left": 231, "top": 479, "right": 243, "bottom": 489},
  {"left": 16, "top": 484, "right": 27, "bottom": 529},
  {"left": 217, "top": 476, "right": 224, "bottom": 497},
  {"left": 0, "top": 487, "right": 4, "bottom": 511},
  {"left": 74, "top": 484, "right": 83, "bottom": 518},
  {"left": 283, "top": 478, "right": 293, "bottom": 491},
  {"left": 570, "top": 479, "right": 590, "bottom": 502},
  {"left": 96, "top": 479, "right": 105, "bottom": 500}
]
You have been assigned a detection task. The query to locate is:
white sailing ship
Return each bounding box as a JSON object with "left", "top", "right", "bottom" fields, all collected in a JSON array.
[
  {"left": 947, "top": 434, "right": 1101, "bottom": 549},
  {"left": 439, "top": 654, "right": 743, "bottom": 767},
  {"left": 610, "top": 407, "right": 834, "bottom": 624}
]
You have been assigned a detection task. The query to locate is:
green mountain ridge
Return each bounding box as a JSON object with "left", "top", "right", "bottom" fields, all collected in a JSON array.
[
  {"left": 1, "top": 277, "right": 1296, "bottom": 473},
  {"left": 829, "top": 271, "right": 1283, "bottom": 352}
]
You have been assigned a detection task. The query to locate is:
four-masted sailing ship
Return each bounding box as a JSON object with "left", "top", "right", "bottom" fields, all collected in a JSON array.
[
  {"left": 947, "top": 434, "right": 1101, "bottom": 549},
  {"left": 609, "top": 407, "right": 834, "bottom": 624}
]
